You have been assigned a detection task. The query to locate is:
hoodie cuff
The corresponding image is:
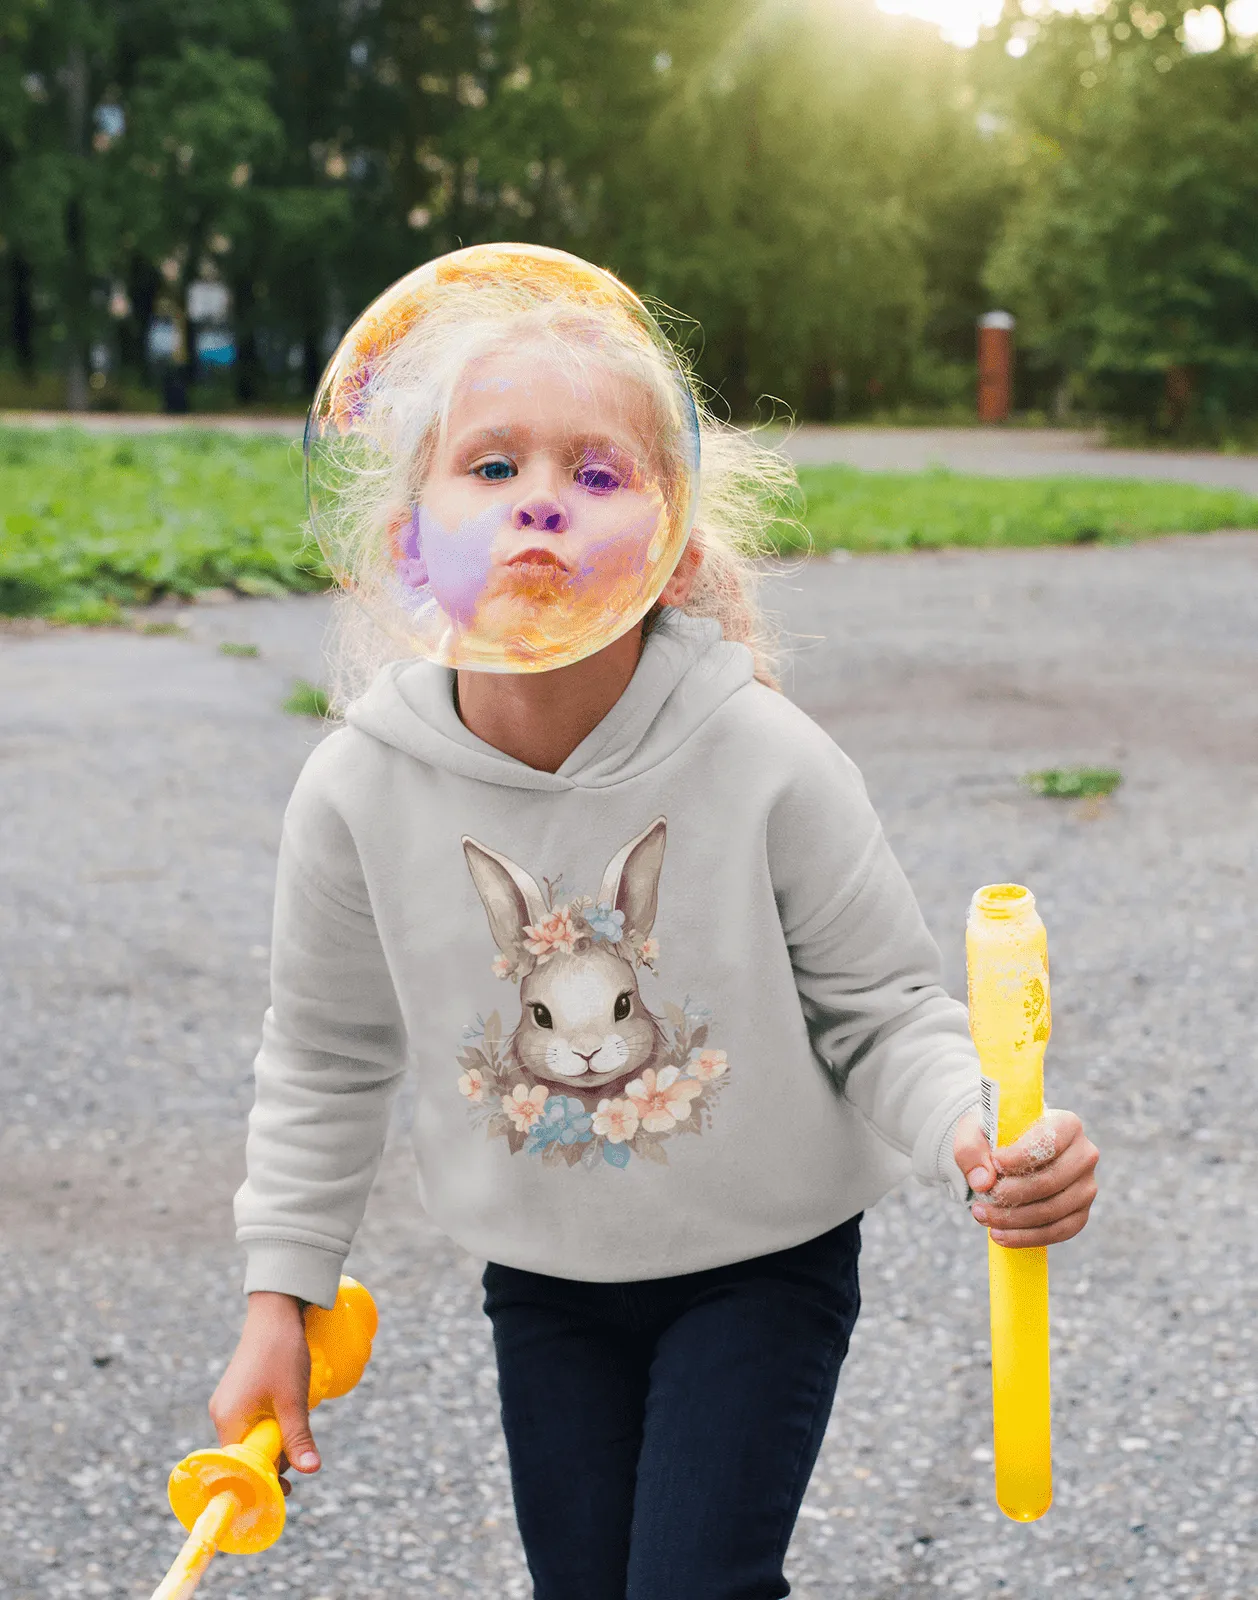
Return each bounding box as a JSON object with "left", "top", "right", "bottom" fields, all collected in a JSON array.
[
  {"left": 916, "top": 1091, "right": 983, "bottom": 1203},
  {"left": 242, "top": 1239, "right": 347, "bottom": 1309}
]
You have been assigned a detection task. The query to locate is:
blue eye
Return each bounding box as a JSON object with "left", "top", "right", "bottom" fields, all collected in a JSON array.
[{"left": 474, "top": 458, "right": 517, "bottom": 481}]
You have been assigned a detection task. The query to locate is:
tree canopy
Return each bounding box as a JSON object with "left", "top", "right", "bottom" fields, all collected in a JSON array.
[{"left": 2, "top": 0, "right": 1255, "bottom": 428}]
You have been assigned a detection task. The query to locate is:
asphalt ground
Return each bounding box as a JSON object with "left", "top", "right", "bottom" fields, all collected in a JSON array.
[
  {"left": 2, "top": 533, "right": 1256, "bottom": 1599},
  {"left": 6, "top": 410, "right": 1258, "bottom": 493}
]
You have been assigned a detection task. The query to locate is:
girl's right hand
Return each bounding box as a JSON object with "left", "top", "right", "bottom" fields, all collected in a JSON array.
[{"left": 208, "top": 1291, "right": 321, "bottom": 1493}]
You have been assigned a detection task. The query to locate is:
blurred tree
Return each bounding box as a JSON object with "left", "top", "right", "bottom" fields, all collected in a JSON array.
[
  {"left": 15, "top": 0, "right": 1253, "bottom": 427},
  {"left": 0, "top": 0, "right": 119, "bottom": 407},
  {"left": 982, "top": 3, "right": 1258, "bottom": 430}
]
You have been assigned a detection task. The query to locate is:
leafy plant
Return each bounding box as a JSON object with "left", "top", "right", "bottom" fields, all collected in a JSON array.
[
  {"left": 282, "top": 680, "right": 330, "bottom": 718},
  {"left": 0, "top": 427, "right": 323, "bottom": 617},
  {"left": 1022, "top": 767, "right": 1123, "bottom": 798},
  {"left": 219, "top": 640, "right": 260, "bottom": 657}
]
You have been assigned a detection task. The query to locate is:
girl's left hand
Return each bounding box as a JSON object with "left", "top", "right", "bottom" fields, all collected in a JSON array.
[{"left": 954, "top": 1109, "right": 1099, "bottom": 1247}]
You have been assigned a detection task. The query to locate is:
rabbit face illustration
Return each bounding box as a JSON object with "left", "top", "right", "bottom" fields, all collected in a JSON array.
[
  {"left": 463, "top": 818, "right": 669, "bottom": 1099},
  {"left": 515, "top": 944, "right": 661, "bottom": 1091}
]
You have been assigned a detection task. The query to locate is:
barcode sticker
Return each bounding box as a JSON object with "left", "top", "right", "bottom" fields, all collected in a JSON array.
[{"left": 980, "top": 1075, "right": 999, "bottom": 1148}]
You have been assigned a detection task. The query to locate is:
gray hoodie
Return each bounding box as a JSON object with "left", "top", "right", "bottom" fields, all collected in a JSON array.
[{"left": 235, "top": 610, "right": 981, "bottom": 1307}]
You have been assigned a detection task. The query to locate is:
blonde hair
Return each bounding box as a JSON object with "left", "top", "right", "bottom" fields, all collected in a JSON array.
[{"left": 318, "top": 280, "right": 796, "bottom": 708}]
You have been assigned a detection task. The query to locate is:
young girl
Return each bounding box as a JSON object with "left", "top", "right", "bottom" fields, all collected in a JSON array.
[{"left": 211, "top": 244, "right": 1098, "bottom": 1599}]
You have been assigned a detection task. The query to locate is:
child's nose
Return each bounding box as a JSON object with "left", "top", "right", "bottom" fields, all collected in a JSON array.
[{"left": 511, "top": 491, "right": 568, "bottom": 534}]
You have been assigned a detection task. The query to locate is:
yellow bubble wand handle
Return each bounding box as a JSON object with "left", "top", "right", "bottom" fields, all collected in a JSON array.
[
  {"left": 966, "top": 884, "right": 1053, "bottom": 1523},
  {"left": 149, "top": 1276, "right": 378, "bottom": 1600}
]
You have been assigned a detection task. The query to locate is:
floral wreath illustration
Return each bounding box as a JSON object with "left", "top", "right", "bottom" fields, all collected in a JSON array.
[{"left": 456, "top": 817, "right": 730, "bottom": 1170}]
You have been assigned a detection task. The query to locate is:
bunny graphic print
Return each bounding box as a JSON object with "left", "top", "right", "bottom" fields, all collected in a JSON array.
[{"left": 456, "top": 818, "right": 731, "bottom": 1170}]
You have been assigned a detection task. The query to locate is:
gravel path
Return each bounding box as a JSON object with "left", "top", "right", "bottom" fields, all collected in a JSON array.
[
  {"left": 7, "top": 410, "right": 1258, "bottom": 492},
  {"left": 3, "top": 537, "right": 1256, "bottom": 1600}
]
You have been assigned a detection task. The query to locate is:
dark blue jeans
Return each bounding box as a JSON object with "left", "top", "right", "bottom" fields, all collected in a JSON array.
[{"left": 481, "top": 1214, "right": 862, "bottom": 1600}]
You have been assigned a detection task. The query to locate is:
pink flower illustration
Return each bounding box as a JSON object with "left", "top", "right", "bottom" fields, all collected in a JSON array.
[
  {"left": 458, "top": 1067, "right": 485, "bottom": 1102},
  {"left": 639, "top": 936, "right": 660, "bottom": 967},
  {"left": 502, "top": 1083, "right": 549, "bottom": 1131},
  {"left": 492, "top": 953, "right": 514, "bottom": 980},
  {"left": 592, "top": 1097, "right": 640, "bottom": 1143},
  {"left": 625, "top": 1066, "right": 702, "bottom": 1133},
  {"left": 524, "top": 905, "right": 578, "bottom": 960},
  {"left": 690, "top": 1048, "right": 728, "bottom": 1082}
]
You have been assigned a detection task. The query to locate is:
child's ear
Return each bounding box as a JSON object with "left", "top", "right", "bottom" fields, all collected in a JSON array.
[
  {"left": 463, "top": 837, "right": 548, "bottom": 954},
  {"left": 657, "top": 539, "right": 702, "bottom": 608}
]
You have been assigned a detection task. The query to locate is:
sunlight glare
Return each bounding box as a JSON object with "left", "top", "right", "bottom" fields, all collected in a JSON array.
[
  {"left": 1227, "top": 0, "right": 1258, "bottom": 33},
  {"left": 1182, "top": 2, "right": 1226, "bottom": 46},
  {"left": 875, "top": 0, "right": 1003, "bottom": 46},
  {"left": 874, "top": 0, "right": 1131, "bottom": 46}
]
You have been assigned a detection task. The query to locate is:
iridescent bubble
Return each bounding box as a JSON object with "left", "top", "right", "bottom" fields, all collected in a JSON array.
[{"left": 305, "top": 242, "right": 700, "bottom": 672}]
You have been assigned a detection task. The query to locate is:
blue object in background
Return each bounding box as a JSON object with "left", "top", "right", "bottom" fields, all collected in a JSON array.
[{"left": 196, "top": 328, "right": 236, "bottom": 368}]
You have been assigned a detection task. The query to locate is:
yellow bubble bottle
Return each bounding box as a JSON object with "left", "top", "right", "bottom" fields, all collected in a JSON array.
[{"left": 966, "top": 883, "right": 1053, "bottom": 1522}]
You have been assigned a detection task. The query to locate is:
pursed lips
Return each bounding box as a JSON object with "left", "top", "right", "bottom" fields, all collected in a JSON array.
[{"left": 507, "top": 546, "right": 569, "bottom": 570}]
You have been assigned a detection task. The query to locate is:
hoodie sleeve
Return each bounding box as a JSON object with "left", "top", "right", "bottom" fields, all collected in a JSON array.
[
  {"left": 768, "top": 728, "right": 981, "bottom": 1200},
  {"left": 234, "top": 754, "right": 407, "bottom": 1308}
]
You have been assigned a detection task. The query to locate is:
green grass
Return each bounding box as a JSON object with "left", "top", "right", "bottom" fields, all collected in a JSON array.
[
  {"left": 0, "top": 426, "right": 323, "bottom": 617},
  {"left": 283, "top": 679, "right": 331, "bottom": 718},
  {"left": 4, "top": 427, "right": 1258, "bottom": 621},
  {"left": 772, "top": 465, "right": 1258, "bottom": 553},
  {"left": 1022, "top": 766, "right": 1124, "bottom": 798},
  {"left": 219, "top": 640, "right": 260, "bottom": 658}
]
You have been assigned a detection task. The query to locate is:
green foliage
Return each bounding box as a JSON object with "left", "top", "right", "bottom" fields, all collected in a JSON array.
[
  {"left": 774, "top": 465, "right": 1258, "bottom": 552},
  {"left": 282, "top": 679, "right": 330, "bottom": 718},
  {"left": 48, "top": 594, "right": 126, "bottom": 626},
  {"left": 1022, "top": 767, "right": 1123, "bottom": 798},
  {"left": 982, "top": 5, "right": 1258, "bottom": 426},
  {"left": 0, "top": 0, "right": 1018, "bottom": 420},
  {"left": 3, "top": 0, "right": 1258, "bottom": 422},
  {"left": 219, "top": 639, "right": 260, "bottom": 656},
  {"left": 0, "top": 426, "right": 321, "bottom": 613},
  {"left": 4, "top": 429, "right": 1257, "bottom": 622}
]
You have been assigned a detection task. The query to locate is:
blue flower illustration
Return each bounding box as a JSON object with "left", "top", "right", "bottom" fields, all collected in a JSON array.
[
  {"left": 525, "top": 1095, "right": 594, "bottom": 1154},
  {"left": 586, "top": 903, "right": 626, "bottom": 943},
  {"left": 602, "top": 1139, "right": 631, "bottom": 1169}
]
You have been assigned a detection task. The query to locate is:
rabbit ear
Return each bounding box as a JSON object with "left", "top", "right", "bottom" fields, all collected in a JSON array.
[
  {"left": 463, "top": 837, "right": 548, "bottom": 956},
  {"left": 597, "top": 817, "right": 667, "bottom": 939}
]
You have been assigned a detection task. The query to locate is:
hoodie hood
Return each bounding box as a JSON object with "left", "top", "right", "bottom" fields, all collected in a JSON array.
[{"left": 344, "top": 609, "right": 755, "bottom": 792}]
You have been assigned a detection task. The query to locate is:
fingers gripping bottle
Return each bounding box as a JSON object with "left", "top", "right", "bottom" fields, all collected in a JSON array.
[
  {"left": 966, "top": 884, "right": 1053, "bottom": 1522},
  {"left": 150, "top": 1277, "right": 378, "bottom": 1599}
]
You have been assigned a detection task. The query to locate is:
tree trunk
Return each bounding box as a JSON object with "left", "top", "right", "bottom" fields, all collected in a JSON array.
[
  {"left": 64, "top": 38, "right": 90, "bottom": 412},
  {"left": 1162, "top": 364, "right": 1195, "bottom": 434},
  {"left": 234, "top": 274, "right": 263, "bottom": 405},
  {"left": 125, "top": 253, "right": 160, "bottom": 383},
  {"left": 11, "top": 255, "right": 35, "bottom": 379},
  {"left": 302, "top": 327, "right": 322, "bottom": 396}
]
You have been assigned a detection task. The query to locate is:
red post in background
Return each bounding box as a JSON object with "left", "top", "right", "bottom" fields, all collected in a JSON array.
[{"left": 977, "top": 311, "right": 1015, "bottom": 423}]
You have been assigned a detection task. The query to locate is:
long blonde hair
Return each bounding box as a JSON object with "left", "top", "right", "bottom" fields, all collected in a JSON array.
[{"left": 320, "top": 284, "right": 796, "bottom": 708}]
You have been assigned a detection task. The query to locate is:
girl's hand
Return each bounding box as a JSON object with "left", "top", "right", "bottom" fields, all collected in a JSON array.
[
  {"left": 954, "top": 1108, "right": 1098, "bottom": 1247},
  {"left": 208, "top": 1291, "right": 320, "bottom": 1495}
]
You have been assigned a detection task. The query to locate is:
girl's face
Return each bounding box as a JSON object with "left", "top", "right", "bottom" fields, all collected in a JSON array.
[{"left": 410, "top": 346, "right": 670, "bottom": 650}]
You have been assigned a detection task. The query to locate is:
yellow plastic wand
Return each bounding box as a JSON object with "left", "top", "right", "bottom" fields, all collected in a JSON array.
[
  {"left": 966, "top": 883, "right": 1053, "bottom": 1522},
  {"left": 149, "top": 1276, "right": 378, "bottom": 1599}
]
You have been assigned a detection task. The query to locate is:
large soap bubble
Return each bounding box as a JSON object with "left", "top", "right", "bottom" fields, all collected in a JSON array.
[{"left": 305, "top": 243, "right": 701, "bottom": 673}]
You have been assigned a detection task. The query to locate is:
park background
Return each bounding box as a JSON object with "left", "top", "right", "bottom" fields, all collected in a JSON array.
[
  {"left": 4, "top": 0, "right": 1258, "bottom": 436},
  {"left": 2, "top": 4, "right": 1258, "bottom": 1599}
]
